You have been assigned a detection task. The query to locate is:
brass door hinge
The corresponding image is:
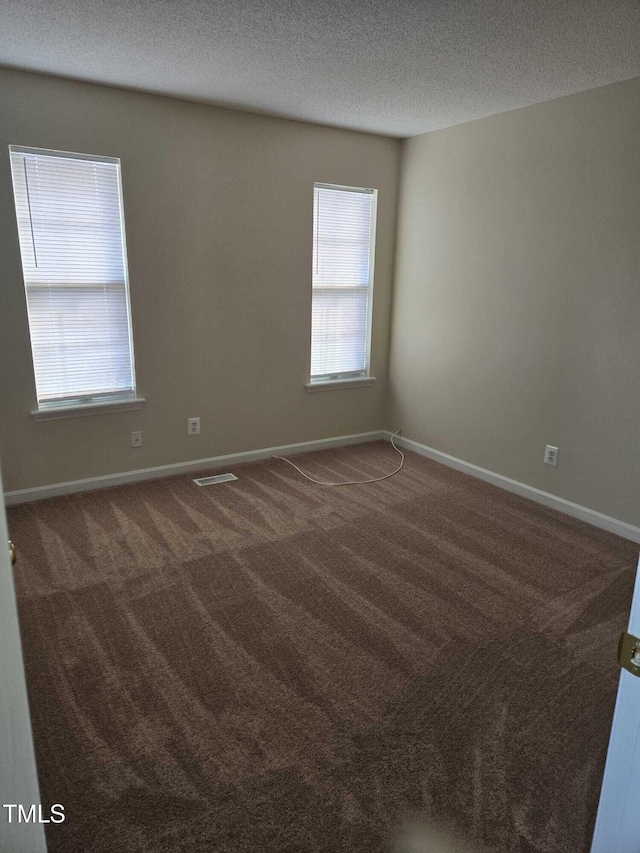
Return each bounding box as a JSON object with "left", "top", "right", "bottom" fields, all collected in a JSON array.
[{"left": 618, "top": 631, "right": 640, "bottom": 677}]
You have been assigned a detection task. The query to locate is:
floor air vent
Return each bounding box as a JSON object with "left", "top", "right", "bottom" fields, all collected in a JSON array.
[{"left": 193, "top": 473, "right": 238, "bottom": 486}]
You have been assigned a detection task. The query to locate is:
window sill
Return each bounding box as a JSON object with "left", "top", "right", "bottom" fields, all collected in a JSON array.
[
  {"left": 31, "top": 397, "right": 146, "bottom": 421},
  {"left": 305, "top": 377, "right": 377, "bottom": 393}
]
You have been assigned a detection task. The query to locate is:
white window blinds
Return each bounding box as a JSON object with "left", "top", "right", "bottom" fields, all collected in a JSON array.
[
  {"left": 311, "top": 183, "right": 377, "bottom": 381},
  {"left": 9, "top": 146, "right": 136, "bottom": 409}
]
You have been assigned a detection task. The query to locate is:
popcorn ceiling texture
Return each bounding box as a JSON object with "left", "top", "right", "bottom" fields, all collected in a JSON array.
[{"left": 1, "top": 0, "right": 640, "bottom": 136}]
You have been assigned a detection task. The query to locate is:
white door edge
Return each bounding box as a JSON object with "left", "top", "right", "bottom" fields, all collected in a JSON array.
[
  {"left": 0, "top": 459, "right": 47, "bottom": 852},
  {"left": 591, "top": 554, "right": 640, "bottom": 853}
]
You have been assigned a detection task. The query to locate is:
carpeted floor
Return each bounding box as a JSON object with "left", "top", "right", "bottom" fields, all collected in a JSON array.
[{"left": 7, "top": 441, "right": 638, "bottom": 852}]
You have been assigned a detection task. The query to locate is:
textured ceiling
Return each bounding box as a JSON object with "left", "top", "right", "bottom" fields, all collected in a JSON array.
[{"left": 1, "top": 0, "right": 640, "bottom": 137}]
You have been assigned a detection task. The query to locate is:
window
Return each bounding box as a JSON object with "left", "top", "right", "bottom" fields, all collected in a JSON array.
[
  {"left": 9, "top": 146, "right": 138, "bottom": 414},
  {"left": 310, "top": 183, "right": 377, "bottom": 384}
]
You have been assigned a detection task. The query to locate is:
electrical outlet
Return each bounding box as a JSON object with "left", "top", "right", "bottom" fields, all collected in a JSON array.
[
  {"left": 544, "top": 445, "right": 558, "bottom": 467},
  {"left": 131, "top": 431, "right": 143, "bottom": 448},
  {"left": 188, "top": 417, "right": 200, "bottom": 435}
]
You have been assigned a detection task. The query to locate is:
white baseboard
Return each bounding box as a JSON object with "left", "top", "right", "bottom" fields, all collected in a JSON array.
[
  {"left": 4, "top": 430, "right": 386, "bottom": 505},
  {"left": 7, "top": 429, "right": 640, "bottom": 545},
  {"left": 386, "top": 432, "right": 640, "bottom": 545}
]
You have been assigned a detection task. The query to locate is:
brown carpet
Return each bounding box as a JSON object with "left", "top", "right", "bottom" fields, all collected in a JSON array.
[{"left": 7, "top": 441, "right": 638, "bottom": 852}]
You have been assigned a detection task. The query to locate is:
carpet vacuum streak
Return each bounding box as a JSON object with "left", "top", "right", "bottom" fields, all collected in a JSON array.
[{"left": 7, "top": 442, "right": 638, "bottom": 852}]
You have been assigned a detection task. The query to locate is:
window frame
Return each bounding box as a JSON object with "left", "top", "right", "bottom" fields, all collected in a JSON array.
[
  {"left": 308, "top": 182, "right": 378, "bottom": 388},
  {"left": 8, "top": 145, "right": 142, "bottom": 418}
]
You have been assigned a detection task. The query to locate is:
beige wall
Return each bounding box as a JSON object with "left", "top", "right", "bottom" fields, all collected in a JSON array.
[
  {"left": 0, "top": 68, "right": 400, "bottom": 491},
  {"left": 388, "top": 78, "right": 640, "bottom": 527},
  {"left": 3, "top": 69, "right": 639, "bottom": 529}
]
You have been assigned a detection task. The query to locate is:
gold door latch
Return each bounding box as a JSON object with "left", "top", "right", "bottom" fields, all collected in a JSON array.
[
  {"left": 618, "top": 631, "right": 640, "bottom": 677},
  {"left": 8, "top": 540, "right": 16, "bottom": 566}
]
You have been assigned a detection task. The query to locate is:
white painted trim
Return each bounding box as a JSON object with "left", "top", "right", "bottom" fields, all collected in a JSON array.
[
  {"left": 305, "top": 377, "right": 377, "bottom": 392},
  {"left": 0, "top": 463, "right": 47, "bottom": 852},
  {"left": 385, "top": 432, "right": 640, "bottom": 544},
  {"left": 591, "top": 555, "right": 640, "bottom": 852},
  {"left": 4, "top": 430, "right": 385, "bottom": 505},
  {"left": 32, "top": 397, "right": 145, "bottom": 421}
]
